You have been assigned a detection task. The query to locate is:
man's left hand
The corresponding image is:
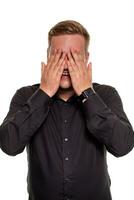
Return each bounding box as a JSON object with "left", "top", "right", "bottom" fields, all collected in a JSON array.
[{"left": 67, "top": 48, "right": 93, "bottom": 95}]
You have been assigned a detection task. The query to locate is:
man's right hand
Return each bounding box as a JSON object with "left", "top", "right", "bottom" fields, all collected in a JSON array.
[{"left": 40, "top": 49, "right": 66, "bottom": 97}]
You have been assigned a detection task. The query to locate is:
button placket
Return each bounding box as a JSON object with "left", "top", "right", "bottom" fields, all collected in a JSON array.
[
  {"left": 62, "top": 116, "right": 71, "bottom": 177},
  {"left": 61, "top": 102, "right": 73, "bottom": 198}
]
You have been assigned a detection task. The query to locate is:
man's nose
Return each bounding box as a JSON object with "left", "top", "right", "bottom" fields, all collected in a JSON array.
[{"left": 63, "top": 56, "right": 68, "bottom": 69}]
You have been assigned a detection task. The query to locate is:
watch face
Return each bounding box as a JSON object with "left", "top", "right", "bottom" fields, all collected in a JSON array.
[{"left": 82, "top": 98, "right": 87, "bottom": 103}]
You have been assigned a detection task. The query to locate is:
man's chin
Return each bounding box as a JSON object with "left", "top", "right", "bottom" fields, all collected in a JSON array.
[
  {"left": 59, "top": 85, "right": 73, "bottom": 90},
  {"left": 58, "top": 81, "right": 73, "bottom": 90}
]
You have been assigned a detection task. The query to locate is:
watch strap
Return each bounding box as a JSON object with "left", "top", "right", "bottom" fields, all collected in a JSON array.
[{"left": 78, "top": 87, "right": 96, "bottom": 103}]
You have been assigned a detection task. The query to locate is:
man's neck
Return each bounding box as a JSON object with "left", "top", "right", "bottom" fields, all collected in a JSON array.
[{"left": 56, "top": 88, "right": 75, "bottom": 102}]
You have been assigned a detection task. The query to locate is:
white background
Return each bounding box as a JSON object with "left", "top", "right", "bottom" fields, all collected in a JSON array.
[{"left": 0, "top": 0, "right": 134, "bottom": 199}]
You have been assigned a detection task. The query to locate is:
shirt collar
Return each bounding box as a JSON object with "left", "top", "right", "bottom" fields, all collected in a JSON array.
[{"left": 52, "top": 92, "right": 79, "bottom": 104}]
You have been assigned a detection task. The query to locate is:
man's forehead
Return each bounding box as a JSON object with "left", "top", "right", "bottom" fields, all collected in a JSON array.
[
  {"left": 51, "top": 34, "right": 85, "bottom": 42},
  {"left": 50, "top": 34, "right": 85, "bottom": 52}
]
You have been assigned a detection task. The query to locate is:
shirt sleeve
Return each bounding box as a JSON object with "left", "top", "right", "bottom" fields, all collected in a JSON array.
[
  {"left": 80, "top": 86, "right": 134, "bottom": 157},
  {"left": 0, "top": 88, "right": 51, "bottom": 156}
]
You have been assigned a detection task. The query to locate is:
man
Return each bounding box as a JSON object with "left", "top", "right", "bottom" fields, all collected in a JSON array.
[{"left": 0, "top": 20, "right": 134, "bottom": 200}]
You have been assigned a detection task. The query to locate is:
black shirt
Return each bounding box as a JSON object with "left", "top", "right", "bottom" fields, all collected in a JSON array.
[{"left": 0, "top": 82, "right": 134, "bottom": 200}]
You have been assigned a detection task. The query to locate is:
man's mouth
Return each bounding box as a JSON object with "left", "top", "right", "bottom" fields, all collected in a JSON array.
[{"left": 62, "top": 71, "right": 70, "bottom": 76}]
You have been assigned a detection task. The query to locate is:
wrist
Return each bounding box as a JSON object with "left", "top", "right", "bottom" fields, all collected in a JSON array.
[
  {"left": 39, "top": 86, "right": 54, "bottom": 97},
  {"left": 78, "top": 87, "right": 96, "bottom": 103}
]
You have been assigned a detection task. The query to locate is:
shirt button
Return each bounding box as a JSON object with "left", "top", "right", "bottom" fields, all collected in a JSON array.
[
  {"left": 64, "top": 178, "right": 70, "bottom": 182},
  {"left": 66, "top": 198, "right": 70, "bottom": 200},
  {"left": 64, "top": 196, "right": 70, "bottom": 200},
  {"left": 64, "top": 138, "right": 68, "bottom": 142},
  {"left": 65, "top": 157, "right": 69, "bottom": 161}
]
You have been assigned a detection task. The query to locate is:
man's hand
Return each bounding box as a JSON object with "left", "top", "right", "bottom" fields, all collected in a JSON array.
[
  {"left": 67, "top": 48, "right": 93, "bottom": 95},
  {"left": 40, "top": 49, "right": 66, "bottom": 97}
]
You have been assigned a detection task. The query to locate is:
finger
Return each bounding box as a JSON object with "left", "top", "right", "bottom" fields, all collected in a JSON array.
[
  {"left": 47, "top": 49, "right": 57, "bottom": 65},
  {"left": 67, "top": 59, "right": 74, "bottom": 75},
  {"left": 47, "top": 49, "right": 60, "bottom": 70},
  {"left": 57, "top": 59, "right": 66, "bottom": 77},
  {"left": 71, "top": 48, "right": 85, "bottom": 73},
  {"left": 55, "top": 52, "right": 66, "bottom": 74},
  {"left": 57, "top": 51, "right": 66, "bottom": 67},
  {"left": 70, "top": 48, "right": 82, "bottom": 71},
  {"left": 72, "top": 48, "right": 83, "bottom": 61},
  {"left": 67, "top": 51, "right": 77, "bottom": 72},
  {"left": 77, "top": 50, "right": 83, "bottom": 62},
  {"left": 51, "top": 49, "right": 63, "bottom": 67}
]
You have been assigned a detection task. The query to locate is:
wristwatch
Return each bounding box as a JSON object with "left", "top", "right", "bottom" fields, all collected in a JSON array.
[{"left": 78, "top": 87, "right": 96, "bottom": 103}]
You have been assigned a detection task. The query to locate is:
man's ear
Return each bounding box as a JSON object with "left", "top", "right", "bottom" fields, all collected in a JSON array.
[
  {"left": 47, "top": 47, "right": 49, "bottom": 61},
  {"left": 85, "top": 52, "right": 89, "bottom": 64}
]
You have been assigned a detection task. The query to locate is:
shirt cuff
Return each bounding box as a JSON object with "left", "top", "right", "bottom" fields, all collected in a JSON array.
[{"left": 80, "top": 92, "right": 109, "bottom": 120}]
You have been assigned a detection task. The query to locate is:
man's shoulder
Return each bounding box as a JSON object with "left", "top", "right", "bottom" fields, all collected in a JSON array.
[
  {"left": 93, "top": 82, "right": 116, "bottom": 91},
  {"left": 17, "top": 83, "right": 40, "bottom": 91},
  {"left": 93, "top": 82, "right": 117, "bottom": 98},
  {"left": 15, "top": 83, "right": 40, "bottom": 100}
]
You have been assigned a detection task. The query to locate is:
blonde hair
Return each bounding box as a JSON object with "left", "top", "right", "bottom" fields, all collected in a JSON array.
[{"left": 48, "top": 20, "right": 90, "bottom": 51}]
